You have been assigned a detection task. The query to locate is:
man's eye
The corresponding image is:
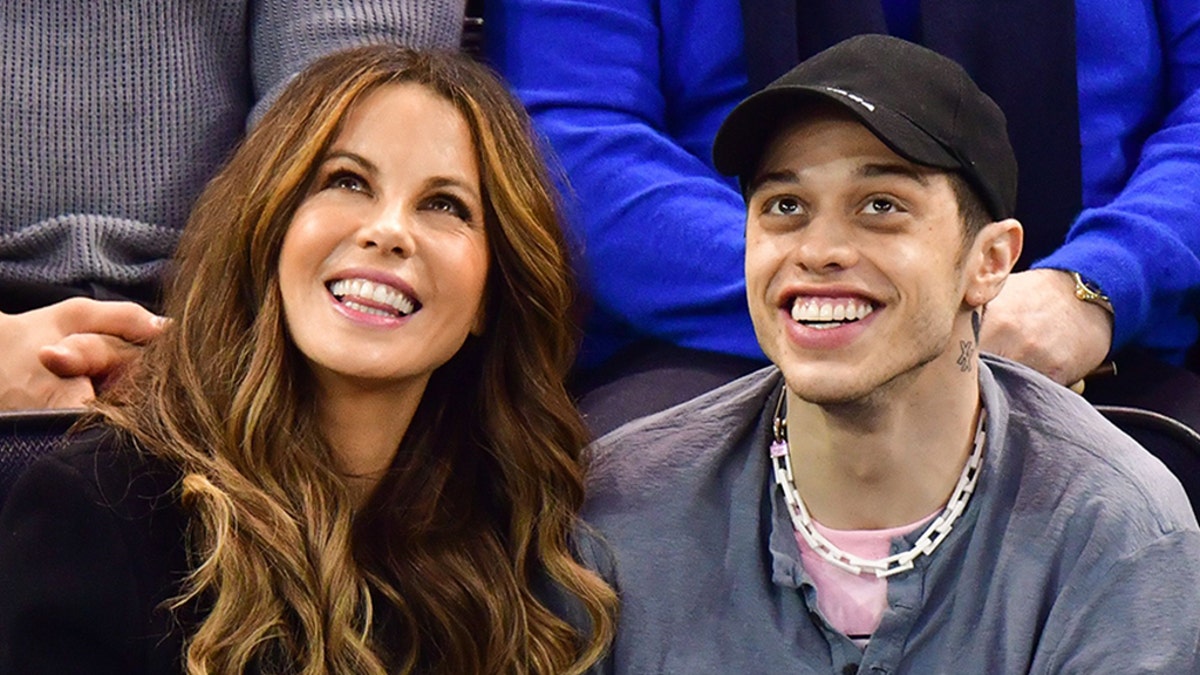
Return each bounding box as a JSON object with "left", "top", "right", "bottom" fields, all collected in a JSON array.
[
  {"left": 765, "top": 196, "right": 802, "bottom": 216},
  {"left": 863, "top": 197, "right": 898, "bottom": 214}
]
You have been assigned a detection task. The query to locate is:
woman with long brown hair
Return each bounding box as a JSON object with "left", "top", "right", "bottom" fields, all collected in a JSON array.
[{"left": 0, "top": 46, "right": 615, "bottom": 674}]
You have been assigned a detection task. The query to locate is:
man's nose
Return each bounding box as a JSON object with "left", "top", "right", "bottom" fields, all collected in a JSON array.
[{"left": 789, "top": 215, "right": 858, "bottom": 272}]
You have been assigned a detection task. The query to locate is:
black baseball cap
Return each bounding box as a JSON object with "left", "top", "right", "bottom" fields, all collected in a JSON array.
[{"left": 712, "top": 34, "right": 1017, "bottom": 220}]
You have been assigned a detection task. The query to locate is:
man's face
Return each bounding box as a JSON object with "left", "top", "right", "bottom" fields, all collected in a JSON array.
[{"left": 744, "top": 109, "right": 976, "bottom": 405}]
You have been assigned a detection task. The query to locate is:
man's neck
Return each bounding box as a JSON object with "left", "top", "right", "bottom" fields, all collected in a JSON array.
[{"left": 784, "top": 355, "right": 983, "bottom": 530}]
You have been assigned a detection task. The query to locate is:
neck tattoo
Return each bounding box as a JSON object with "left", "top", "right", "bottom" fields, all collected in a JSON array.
[
  {"left": 769, "top": 387, "right": 987, "bottom": 578},
  {"left": 957, "top": 340, "right": 975, "bottom": 372},
  {"left": 960, "top": 310, "right": 982, "bottom": 372}
]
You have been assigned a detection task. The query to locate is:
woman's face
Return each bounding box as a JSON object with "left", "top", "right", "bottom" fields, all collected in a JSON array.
[{"left": 278, "top": 83, "right": 489, "bottom": 399}]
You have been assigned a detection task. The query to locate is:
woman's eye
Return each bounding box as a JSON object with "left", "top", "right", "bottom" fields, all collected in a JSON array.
[
  {"left": 863, "top": 197, "right": 898, "bottom": 215},
  {"left": 424, "top": 194, "right": 474, "bottom": 223},
  {"left": 764, "top": 196, "right": 803, "bottom": 216},
  {"left": 327, "top": 171, "right": 369, "bottom": 194}
]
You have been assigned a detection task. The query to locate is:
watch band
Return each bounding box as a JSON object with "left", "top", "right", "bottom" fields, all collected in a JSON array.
[{"left": 1070, "top": 271, "right": 1113, "bottom": 314}]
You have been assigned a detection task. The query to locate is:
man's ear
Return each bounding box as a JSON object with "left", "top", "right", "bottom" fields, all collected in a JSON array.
[{"left": 963, "top": 218, "right": 1023, "bottom": 307}]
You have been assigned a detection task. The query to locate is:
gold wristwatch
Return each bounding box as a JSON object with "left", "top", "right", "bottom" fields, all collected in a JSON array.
[{"left": 1070, "top": 271, "right": 1114, "bottom": 314}]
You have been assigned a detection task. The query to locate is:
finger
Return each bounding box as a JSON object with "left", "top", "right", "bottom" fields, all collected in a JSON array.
[
  {"left": 43, "top": 376, "right": 97, "bottom": 409},
  {"left": 53, "top": 298, "right": 167, "bottom": 344},
  {"left": 0, "top": 367, "right": 95, "bottom": 411},
  {"left": 38, "top": 333, "right": 142, "bottom": 380}
]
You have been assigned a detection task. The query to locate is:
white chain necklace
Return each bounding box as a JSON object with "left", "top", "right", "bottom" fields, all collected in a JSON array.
[{"left": 769, "top": 388, "right": 986, "bottom": 579}]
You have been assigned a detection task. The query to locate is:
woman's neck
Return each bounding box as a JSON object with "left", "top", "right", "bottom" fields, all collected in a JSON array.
[{"left": 314, "top": 374, "right": 429, "bottom": 505}]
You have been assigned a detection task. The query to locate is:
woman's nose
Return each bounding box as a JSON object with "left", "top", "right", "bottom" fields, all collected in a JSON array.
[{"left": 356, "top": 208, "right": 416, "bottom": 257}]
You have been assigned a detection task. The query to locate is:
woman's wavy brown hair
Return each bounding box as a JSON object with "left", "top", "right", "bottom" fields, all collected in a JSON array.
[{"left": 96, "top": 46, "right": 615, "bottom": 674}]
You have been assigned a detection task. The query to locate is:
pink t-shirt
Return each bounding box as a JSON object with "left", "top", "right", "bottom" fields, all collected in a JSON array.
[{"left": 795, "top": 512, "right": 936, "bottom": 648}]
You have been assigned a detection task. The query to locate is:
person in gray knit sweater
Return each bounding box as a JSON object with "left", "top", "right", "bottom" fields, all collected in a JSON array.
[{"left": 0, "top": 0, "right": 465, "bottom": 411}]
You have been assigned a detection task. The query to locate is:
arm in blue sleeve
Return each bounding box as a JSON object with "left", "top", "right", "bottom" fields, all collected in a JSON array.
[
  {"left": 1034, "top": 2, "right": 1200, "bottom": 357},
  {"left": 488, "top": 0, "right": 764, "bottom": 361},
  {"left": 248, "top": 0, "right": 467, "bottom": 122}
]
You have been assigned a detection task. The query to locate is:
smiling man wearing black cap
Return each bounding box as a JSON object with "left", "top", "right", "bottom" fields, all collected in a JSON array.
[{"left": 582, "top": 35, "right": 1200, "bottom": 673}]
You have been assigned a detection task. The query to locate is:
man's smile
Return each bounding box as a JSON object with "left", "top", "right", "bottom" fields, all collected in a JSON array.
[{"left": 789, "top": 296, "right": 875, "bottom": 330}]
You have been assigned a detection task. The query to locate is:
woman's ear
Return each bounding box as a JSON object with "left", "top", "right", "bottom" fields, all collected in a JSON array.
[{"left": 963, "top": 218, "right": 1023, "bottom": 308}]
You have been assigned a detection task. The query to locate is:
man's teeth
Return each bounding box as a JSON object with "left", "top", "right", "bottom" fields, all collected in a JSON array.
[
  {"left": 790, "top": 298, "right": 873, "bottom": 328},
  {"left": 329, "top": 278, "right": 415, "bottom": 316}
]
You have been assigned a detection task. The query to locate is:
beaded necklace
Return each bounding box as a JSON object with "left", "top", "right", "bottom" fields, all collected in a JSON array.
[{"left": 769, "top": 388, "right": 986, "bottom": 578}]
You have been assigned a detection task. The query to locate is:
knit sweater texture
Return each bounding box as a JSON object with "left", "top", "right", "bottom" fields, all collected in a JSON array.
[{"left": 0, "top": 0, "right": 464, "bottom": 309}]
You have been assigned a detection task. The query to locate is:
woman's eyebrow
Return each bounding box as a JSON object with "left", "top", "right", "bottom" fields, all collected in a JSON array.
[
  {"left": 322, "top": 150, "right": 378, "bottom": 174},
  {"left": 424, "top": 175, "right": 480, "bottom": 195}
]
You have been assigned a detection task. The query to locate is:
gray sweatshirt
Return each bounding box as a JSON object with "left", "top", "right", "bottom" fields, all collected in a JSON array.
[{"left": 584, "top": 356, "right": 1200, "bottom": 673}]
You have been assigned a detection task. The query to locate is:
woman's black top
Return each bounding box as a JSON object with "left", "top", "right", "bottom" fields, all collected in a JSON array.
[
  {"left": 0, "top": 426, "right": 192, "bottom": 673},
  {"left": 0, "top": 425, "right": 610, "bottom": 674}
]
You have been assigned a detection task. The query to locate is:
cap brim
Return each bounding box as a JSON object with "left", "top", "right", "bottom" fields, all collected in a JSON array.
[{"left": 712, "top": 86, "right": 960, "bottom": 186}]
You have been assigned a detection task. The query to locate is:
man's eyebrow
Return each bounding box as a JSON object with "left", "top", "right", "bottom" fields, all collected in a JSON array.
[
  {"left": 745, "top": 169, "right": 800, "bottom": 198},
  {"left": 857, "top": 162, "right": 931, "bottom": 185}
]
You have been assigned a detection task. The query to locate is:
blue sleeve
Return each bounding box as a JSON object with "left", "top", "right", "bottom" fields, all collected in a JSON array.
[
  {"left": 487, "top": 0, "right": 765, "bottom": 364},
  {"left": 248, "top": 0, "right": 467, "bottom": 123},
  {"left": 1034, "top": 2, "right": 1200, "bottom": 359}
]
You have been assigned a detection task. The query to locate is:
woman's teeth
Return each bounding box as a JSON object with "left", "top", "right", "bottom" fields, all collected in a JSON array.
[{"left": 329, "top": 278, "right": 416, "bottom": 316}]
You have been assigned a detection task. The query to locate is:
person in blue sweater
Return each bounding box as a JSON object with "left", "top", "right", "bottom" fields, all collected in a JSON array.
[{"left": 487, "top": 0, "right": 1200, "bottom": 435}]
